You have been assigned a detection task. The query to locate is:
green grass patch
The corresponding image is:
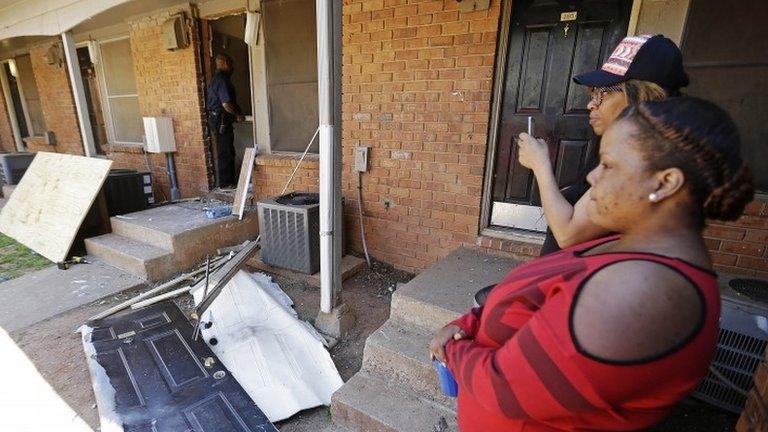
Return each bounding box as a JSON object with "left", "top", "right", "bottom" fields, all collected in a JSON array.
[{"left": 0, "top": 233, "right": 52, "bottom": 281}]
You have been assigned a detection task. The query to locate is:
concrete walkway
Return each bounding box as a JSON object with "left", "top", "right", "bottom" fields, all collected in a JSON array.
[{"left": 0, "top": 258, "right": 144, "bottom": 332}]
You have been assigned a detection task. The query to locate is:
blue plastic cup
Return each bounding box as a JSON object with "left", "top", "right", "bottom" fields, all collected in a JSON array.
[{"left": 433, "top": 359, "right": 458, "bottom": 397}]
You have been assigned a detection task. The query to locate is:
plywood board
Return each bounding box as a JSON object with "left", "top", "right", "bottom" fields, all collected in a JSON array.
[
  {"left": 0, "top": 152, "right": 112, "bottom": 263},
  {"left": 232, "top": 146, "right": 256, "bottom": 220}
]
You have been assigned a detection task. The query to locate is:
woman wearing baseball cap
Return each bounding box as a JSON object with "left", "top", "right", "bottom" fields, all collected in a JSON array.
[{"left": 517, "top": 34, "right": 690, "bottom": 255}]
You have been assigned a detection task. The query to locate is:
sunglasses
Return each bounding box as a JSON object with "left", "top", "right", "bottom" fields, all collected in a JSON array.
[{"left": 589, "top": 85, "right": 624, "bottom": 106}]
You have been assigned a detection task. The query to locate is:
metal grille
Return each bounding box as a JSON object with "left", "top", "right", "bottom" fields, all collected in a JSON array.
[
  {"left": 693, "top": 328, "right": 768, "bottom": 412},
  {"left": 257, "top": 194, "right": 320, "bottom": 274}
]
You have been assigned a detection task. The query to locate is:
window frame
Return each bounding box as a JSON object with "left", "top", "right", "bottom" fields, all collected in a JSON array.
[{"left": 94, "top": 36, "right": 143, "bottom": 147}]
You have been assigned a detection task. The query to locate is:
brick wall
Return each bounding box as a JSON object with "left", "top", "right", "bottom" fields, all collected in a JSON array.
[
  {"left": 251, "top": 154, "right": 319, "bottom": 199},
  {"left": 0, "top": 87, "right": 16, "bottom": 153},
  {"left": 338, "top": 0, "right": 516, "bottom": 272},
  {"left": 125, "top": 9, "right": 212, "bottom": 199},
  {"left": 28, "top": 41, "right": 84, "bottom": 155},
  {"left": 705, "top": 194, "right": 768, "bottom": 278}
]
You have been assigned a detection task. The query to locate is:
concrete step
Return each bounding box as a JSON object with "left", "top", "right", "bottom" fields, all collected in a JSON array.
[
  {"left": 390, "top": 247, "right": 516, "bottom": 332},
  {"left": 331, "top": 371, "right": 457, "bottom": 432},
  {"left": 110, "top": 214, "right": 174, "bottom": 250},
  {"left": 85, "top": 233, "right": 174, "bottom": 281},
  {"left": 109, "top": 203, "right": 259, "bottom": 255},
  {"left": 362, "top": 319, "right": 454, "bottom": 406}
]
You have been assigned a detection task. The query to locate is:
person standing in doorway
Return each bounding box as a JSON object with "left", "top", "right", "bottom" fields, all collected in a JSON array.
[{"left": 207, "top": 53, "right": 245, "bottom": 189}]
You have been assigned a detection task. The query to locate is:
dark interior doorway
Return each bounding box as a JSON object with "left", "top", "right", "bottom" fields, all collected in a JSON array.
[
  {"left": 202, "top": 14, "right": 254, "bottom": 185},
  {"left": 681, "top": 0, "right": 768, "bottom": 192},
  {"left": 488, "top": 0, "right": 631, "bottom": 232},
  {"left": 3, "top": 62, "right": 29, "bottom": 142},
  {"left": 76, "top": 47, "right": 107, "bottom": 155}
]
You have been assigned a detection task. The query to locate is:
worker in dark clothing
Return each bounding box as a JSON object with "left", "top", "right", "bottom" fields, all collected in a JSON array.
[{"left": 207, "top": 53, "right": 244, "bottom": 188}]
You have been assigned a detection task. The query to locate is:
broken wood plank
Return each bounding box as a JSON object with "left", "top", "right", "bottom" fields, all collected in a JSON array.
[
  {"left": 232, "top": 147, "right": 257, "bottom": 220},
  {"left": 130, "top": 286, "right": 191, "bottom": 309},
  {"left": 195, "top": 238, "right": 260, "bottom": 316},
  {"left": 87, "top": 255, "right": 227, "bottom": 322},
  {"left": 0, "top": 152, "right": 112, "bottom": 262}
]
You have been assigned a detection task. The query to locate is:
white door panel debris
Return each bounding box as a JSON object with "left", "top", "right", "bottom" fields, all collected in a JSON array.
[{"left": 192, "top": 271, "right": 343, "bottom": 422}]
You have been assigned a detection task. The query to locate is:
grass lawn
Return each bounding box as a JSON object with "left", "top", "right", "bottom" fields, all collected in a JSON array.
[{"left": 0, "top": 234, "right": 51, "bottom": 281}]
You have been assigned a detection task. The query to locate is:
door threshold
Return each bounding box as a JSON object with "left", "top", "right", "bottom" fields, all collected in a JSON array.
[{"left": 481, "top": 226, "right": 545, "bottom": 245}]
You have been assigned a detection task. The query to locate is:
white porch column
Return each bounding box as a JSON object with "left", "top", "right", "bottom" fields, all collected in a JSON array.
[
  {"left": 315, "top": 0, "right": 353, "bottom": 340},
  {"left": 61, "top": 31, "right": 97, "bottom": 157}
]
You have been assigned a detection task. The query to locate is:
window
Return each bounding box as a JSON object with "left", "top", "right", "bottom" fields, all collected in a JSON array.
[
  {"left": 263, "top": 0, "right": 318, "bottom": 153},
  {"left": 13, "top": 54, "right": 47, "bottom": 137},
  {"left": 682, "top": 0, "right": 768, "bottom": 191},
  {"left": 97, "top": 38, "right": 143, "bottom": 145}
]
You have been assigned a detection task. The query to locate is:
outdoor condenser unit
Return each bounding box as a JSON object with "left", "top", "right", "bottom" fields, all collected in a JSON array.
[
  {"left": 692, "top": 275, "right": 768, "bottom": 413},
  {"left": 258, "top": 192, "right": 321, "bottom": 274},
  {"left": 0, "top": 152, "right": 35, "bottom": 185}
]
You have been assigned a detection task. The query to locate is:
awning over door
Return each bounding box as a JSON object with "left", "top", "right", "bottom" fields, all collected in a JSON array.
[{"left": 0, "top": 0, "right": 133, "bottom": 40}]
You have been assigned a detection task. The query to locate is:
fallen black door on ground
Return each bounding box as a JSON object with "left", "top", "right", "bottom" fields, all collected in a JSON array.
[{"left": 83, "top": 301, "right": 277, "bottom": 432}]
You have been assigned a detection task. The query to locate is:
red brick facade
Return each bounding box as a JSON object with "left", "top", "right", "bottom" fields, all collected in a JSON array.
[
  {"left": 337, "top": 0, "right": 508, "bottom": 271},
  {"left": 705, "top": 194, "right": 768, "bottom": 278},
  {"left": 28, "top": 41, "right": 84, "bottom": 155},
  {"left": 0, "top": 88, "right": 16, "bottom": 153},
  {"left": 124, "top": 8, "right": 212, "bottom": 198}
]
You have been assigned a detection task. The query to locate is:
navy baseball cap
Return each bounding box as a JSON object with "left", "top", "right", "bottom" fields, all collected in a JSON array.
[{"left": 573, "top": 35, "right": 689, "bottom": 92}]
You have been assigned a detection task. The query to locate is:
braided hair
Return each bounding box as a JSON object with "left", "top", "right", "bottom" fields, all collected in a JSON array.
[{"left": 618, "top": 97, "right": 754, "bottom": 224}]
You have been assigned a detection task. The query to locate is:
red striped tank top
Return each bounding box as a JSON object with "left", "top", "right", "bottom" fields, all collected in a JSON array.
[{"left": 445, "top": 235, "right": 720, "bottom": 431}]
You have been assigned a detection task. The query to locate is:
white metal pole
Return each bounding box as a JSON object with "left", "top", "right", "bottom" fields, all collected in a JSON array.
[
  {"left": 317, "top": 0, "right": 342, "bottom": 314},
  {"left": 61, "top": 31, "right": 97, "bottom": 157},
  {"left": 0, "top": 63, "right": 25, "bottom": 152}
]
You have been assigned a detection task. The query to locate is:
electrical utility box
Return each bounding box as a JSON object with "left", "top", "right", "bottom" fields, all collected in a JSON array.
[
  {"left": 163, "top": 14, "right": 189, "bottom": 51},
  {"left": 143, "top": 117, "right": 176, "bottom": 153},
  {"left": 354, "top": 146, "right": 368, "bottom": 172}
]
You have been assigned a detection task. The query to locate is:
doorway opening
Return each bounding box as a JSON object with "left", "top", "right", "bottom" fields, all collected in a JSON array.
[
  {"left": 75, "top": 46, "right": 107, "bottom": 155},
  {"left": 202, "top": 13, "right": 254, "bottom": 187}
]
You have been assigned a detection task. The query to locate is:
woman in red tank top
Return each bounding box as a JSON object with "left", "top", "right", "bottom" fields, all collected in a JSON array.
[{"left": 430, "top": 97, "right": 755, "bottom": 431}]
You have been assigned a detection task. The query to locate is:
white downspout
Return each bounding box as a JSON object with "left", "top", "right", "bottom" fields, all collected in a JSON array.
[
  {"left": 61, "top": 31, "right": 97, "bottom": 157},
  {"left": 316, "top": 0, "right": 342, "bottom": 314}
]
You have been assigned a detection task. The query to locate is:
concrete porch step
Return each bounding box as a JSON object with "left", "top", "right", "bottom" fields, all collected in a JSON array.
[
  {"left": 331, "top": 371, "right": 458, "bottom": 432},
  {"left": 95, "top": 203, "right": 259, "bottom": 281},
  {"left": 109, "top": 203, "right": 259, "bottom": 252},
  {"left": 84, "top": 233, "right": 173, "bottom": 281},
  {"left": 362, "top": 319, "right": 454, "bottom": 406},
  {"left": 390, "top": 247, "right": 516, "bottom": 332}
]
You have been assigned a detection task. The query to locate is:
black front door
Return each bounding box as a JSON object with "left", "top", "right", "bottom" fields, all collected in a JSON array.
[{"left": 490, "top": 0, "right": 631, "bottom": 231}]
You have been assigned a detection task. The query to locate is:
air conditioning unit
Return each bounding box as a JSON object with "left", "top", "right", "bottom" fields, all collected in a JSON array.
[
  {"left": 0, "top": 152, "right": 36, "bottom": 185},
  {"left": 692, "top": 275, "right": 768, "bottom": 413},
  {"left": 258, "top": 193, "right": 321, "bottom": 274}
]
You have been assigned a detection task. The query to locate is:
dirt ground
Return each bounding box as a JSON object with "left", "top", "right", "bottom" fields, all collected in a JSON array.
[
  {"left": 9, "top": 259, "right": 736, "bottom": 431},
  {"left": 9, "top": 260, "right": 412, "bottom": 431}
]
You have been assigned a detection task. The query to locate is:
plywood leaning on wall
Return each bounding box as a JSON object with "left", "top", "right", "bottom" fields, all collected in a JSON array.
[{"left": 0, "top": 152, "right": 113, "bottom": 263}]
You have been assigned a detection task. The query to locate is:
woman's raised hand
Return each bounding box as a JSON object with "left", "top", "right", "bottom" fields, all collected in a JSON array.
[{"left": 517, "top": 132, "right": 551, "bottom": 172}]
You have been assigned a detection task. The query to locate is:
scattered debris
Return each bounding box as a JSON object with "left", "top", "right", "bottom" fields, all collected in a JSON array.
[
  {"left": 192, "top": 270, "right": 343, "bottom": 422},
  {"left": 232, "top": 147, "right": 257, "bottom": 220},
  {"left": 204, "top": 203, "right": 232, "bottom": 219},
  {"left": 87, "top": 254, "right": 227, "bottom": 322},
  {"left": 81, "top": 302, "right": 277, "bottom": 431},
  {"left": 194, "top": 238, "right": 261, "bottom": 317}
]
